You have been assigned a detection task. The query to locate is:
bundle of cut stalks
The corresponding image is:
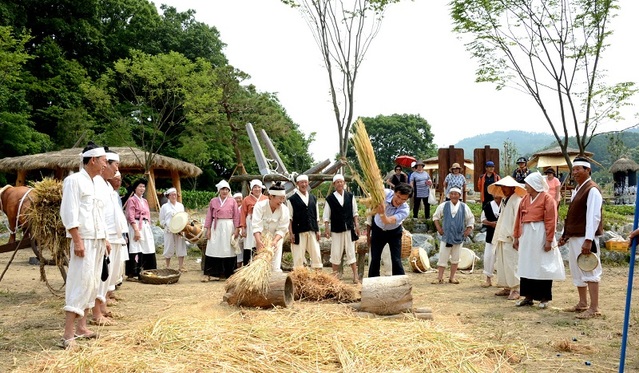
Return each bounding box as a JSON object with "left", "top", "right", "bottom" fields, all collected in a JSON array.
[
  {"left": 351, "top": 118, "right": 385, "bottom": 210},
  {"left": 23, "top": 178, "right": 68, "bottom": 271},
  {"left": 289, "top": 268, "right": 360, "bottom": 302},
  {"left": 225, "top": 232, "right": 276, "bottom": 299}
]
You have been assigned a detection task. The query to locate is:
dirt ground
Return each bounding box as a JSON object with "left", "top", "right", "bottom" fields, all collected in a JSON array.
[{"left": 0, "top": 246, "right": 638, "bottom": 372}]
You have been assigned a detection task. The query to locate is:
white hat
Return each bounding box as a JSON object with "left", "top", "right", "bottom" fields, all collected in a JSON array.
[
  {"left": 232, "top": 192, "right": 243, "bottom": 199},
  {"left": 164, "top": 187, "right": 177, "bottom": 196},
  {"left": 215, "top": 180, "right": 231, "bottom": 192},
  {"left": 524, "top": 171, "right": 549, "bottom": 193},
  {"left": 296, "top": 174, "right": 309, "bottom": 183},
  {"left": 448, "top": 187, "right": 462, "bottom": 197},
  {"left": 81, "top": 147, "right": 106, "bottom": 158},
  {"left": 332, "top": 174, "right": 344, "bottom": 182},
  {"left": 487, "top": 176, "right": 527, "bottom": 198},
  {"left": 249, "top": 179, "right": 265, "bottom": 190}
]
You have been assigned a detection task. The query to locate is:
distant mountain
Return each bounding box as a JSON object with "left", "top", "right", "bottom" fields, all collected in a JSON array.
[{"left": 455, "top": 131, "right": 555, "bottom": 158}]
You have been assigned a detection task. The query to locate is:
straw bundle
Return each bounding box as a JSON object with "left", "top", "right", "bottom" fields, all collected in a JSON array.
[
  {"left": 23, "top": 178, "right": 69, "bottom": 282},
  {"left": 289, "top": 268, "right": 360, "bottom": 302},
  {"left": 18, "top": 305, "right": 524, "bottom": 372},
  {"left": 350, "top": 118, "right": 385, "bottom": 210},
  {"left": 225, "top": 232, "right": 276, "bottom": 300}
]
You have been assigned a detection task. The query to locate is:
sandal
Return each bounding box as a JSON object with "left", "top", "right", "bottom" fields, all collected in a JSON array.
[
  {"left": 480, "top": 282, "right": 492, "bottom": 288},
  {"left": 495, "top": 288, "right": 510, "bottom": 296},
  {"left": 448, "top": 279, "right": 460, "bottom": 284},
  {"left": 431, "top": 279, "right": 444, "bottom": 284},
  {"left": 515, "top": 298, "right": 534, "bottom": 307},
  {"left": 563, "top": 305, "right": 588, "bottom": 313},
  {"left": 74, "top": 332, "right": 98, "bottom": 339},
  {"left": 507, "top": 291, "right": 520, "bottom": 300},
  {"left": 60, "top": 337, "right": 78, "bottom": 350},
  {"left": 89, "top": 317, "right": 117, "bottom": 326},
  {"left": 575, "top": 309, "right": 602, "bottom": 319}
]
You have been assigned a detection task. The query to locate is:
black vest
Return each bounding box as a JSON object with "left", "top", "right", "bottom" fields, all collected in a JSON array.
[
  {"left": 289, "top": 192, "right": 319, "bottom": 234},
  {"left": 482, "top": 201, "right": 499, "bottom": 244},
  {"left": 325, "top": 192, "right": 355, "bottom": 233}
]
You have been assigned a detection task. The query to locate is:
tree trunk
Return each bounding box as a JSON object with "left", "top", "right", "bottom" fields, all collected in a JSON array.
[
  {"left": 223, "top": 272, "right": 294, "bottom": 308},
  {"left": 358, "top": 275, "right": 413, "bottom": 315}
]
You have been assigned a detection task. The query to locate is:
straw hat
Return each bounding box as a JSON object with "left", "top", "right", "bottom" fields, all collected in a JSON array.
[
  {"left": 487, "top": 176, "right": 527, "bottom": 198},
  {"left": 449, "top": 162, "right": 462, "bottom": 172}
]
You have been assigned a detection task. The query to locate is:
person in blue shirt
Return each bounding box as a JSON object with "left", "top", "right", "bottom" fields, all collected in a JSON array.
[{"left": 367, "top": 183, "right": 413, "bottom": 277}]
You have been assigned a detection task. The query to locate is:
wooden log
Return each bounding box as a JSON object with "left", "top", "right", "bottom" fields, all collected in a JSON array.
[
  {"left": 352, "top": 311, "right": 433, "bottom": 320},
  {"left": 359, "top": 275, "right": 413, "bottom": 315},
  {"left": 223, "top": 272, "right": 294, "bottom": 308}
]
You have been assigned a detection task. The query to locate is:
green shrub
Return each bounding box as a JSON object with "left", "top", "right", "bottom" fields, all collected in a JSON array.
[{"left": 182, "top": 190, "right": 217, "bottom": 209}]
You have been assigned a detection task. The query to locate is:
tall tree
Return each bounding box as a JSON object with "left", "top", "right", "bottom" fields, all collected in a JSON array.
[
  {"left": 282, "top": 0, "right": 398, "bottom": 158},
  {"left": 346, "top": 113, "right": 436, "bottom": 176},
  {"left": 451, "top": 0, "right": 637, "bottom": 167}
]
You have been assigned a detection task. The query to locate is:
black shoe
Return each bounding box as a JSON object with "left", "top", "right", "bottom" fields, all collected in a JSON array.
[{"left": 515, "top": 298, "right": 534, "bottom": 307}]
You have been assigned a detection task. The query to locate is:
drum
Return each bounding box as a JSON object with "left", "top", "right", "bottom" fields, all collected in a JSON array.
[
  {"left": 169, "top": 212, "right": 204, "bottom": 244},
  {"left": 458, "top": 247, "right": 476, "bottom": 270},
  {"left": 577, "top": 253, "right": 599, "bottom": 271},
  {"left": 409, "top": 247, "right": 430, "bottom": 273}
]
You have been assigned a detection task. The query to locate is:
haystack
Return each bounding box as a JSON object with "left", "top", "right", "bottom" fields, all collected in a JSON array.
[{"left": 289, "top": 267, "right": 360, "bottom": 302}]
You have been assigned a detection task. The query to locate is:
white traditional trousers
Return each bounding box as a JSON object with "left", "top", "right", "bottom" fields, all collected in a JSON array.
[
  {"left": 494, "top": 240, "right": 520, "bottom": 289},
  {"left": 64, "top": 239, "right": 106, "bottom": 316}
]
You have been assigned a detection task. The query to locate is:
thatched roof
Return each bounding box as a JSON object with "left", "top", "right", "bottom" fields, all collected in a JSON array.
[
  {"left": 529, "top": 146, "right": 592, "bottom": 157},
  {"left": 527, "top": 146, "right": 600, "bottom": 169},
  {"left": 0, "top": 147, "right": 202, "bottom": 178},
  {"left": 609, "top": 157, "right": 639, "bottom": 174}
]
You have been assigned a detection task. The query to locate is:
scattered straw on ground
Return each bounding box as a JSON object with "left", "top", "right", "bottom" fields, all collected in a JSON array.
[
  {"left": 17, "top": 304, "right": 525, "bottom": 372},
  {"left": 289, "top": 268, "right": 360, "bottom": 302}
]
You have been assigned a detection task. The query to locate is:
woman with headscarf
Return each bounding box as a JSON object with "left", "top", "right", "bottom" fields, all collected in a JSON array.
[
  {"left": 159, "top": 187, "right": 187, "bottom": 272},
  {"left": 202, "top": 180, "right": 241, "bottom": 282},
  {"left": 513, "top": 172, "right": 565, "bottom": 309},
  {"left": 240, "top": 179, "right": 269, "bottom": 265},
  {"left": 124, "top": 178, "right": 157, "bottom": 280}
]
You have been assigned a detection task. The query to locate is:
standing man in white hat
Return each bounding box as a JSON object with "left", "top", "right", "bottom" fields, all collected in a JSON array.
[
  {"left": 59, "top": 142, "right": 109, "bottom": 349},
  {"left": 240, "top": 179, "right": 268, "bottom": 265},
  {"left": 323, "top": 174, "right": 360, "bottom": 283},
  {"left": 286, "top": 174, "right": 323, "bottom": 270},
  {"left": 559, "top": 157, "right": 603, "bottom": 319},
  {"left": 432, "top": 187, "right": 474, "bottom": 284},
  {"left": 159, "top": 187, "right": 187, "bottom": 271}
]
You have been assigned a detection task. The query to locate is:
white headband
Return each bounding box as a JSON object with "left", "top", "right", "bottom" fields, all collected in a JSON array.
[
  {"left": 216, "top": 180, "right": 231, "bottom": 192},
  {"left": 250, "top": 179, "right": 265, "bottom": 190},
  {"left": 448, "top": 187, "right": 462, "bottom": 196},
  {"left": 269, "top": 189, "right": 286, "bottom": 196},
  {"left": 106, "top": 152, "right": 120, "bottom": 162},
  {"left": 233, "top": 193, "right": 243, "bottom": 199},
  {"left": 573, "top": 160, "right": 591, "bottom": 169},
  {"left": 113, "top": 171, "right": 121, "bottom": 178},
  {"left": 296, "top": 174, "right": 309, "bottom": 183},
  {"left": 164, "top": 187, "right": 177, "bottom": 196},
  {"left": 81, "top": 147, "right": 106, "bottom": 158},
  {"left": 332, "top": 174, "right": 344, "bottom": 182}
]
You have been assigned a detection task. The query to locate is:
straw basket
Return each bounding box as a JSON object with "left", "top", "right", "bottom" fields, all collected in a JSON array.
[
  {"left": 401, "top": 230, "right": 412, "bottom": 258},
  {"left": 140, "top": 268, "right": 181, "bottom": 285}
]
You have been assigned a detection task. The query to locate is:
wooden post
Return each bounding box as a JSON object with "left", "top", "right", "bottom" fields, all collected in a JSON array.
[
  {"left": 171, "top": 170, "right": 182, "bottom": 202},
  {"left": 358, "top": 275, "right": 413, "bottom": 315},
  {"left": 437, "top": 146, "right": 466, "bottom": 202},
  {"left": 15, "top": 170, "right": 26, "bottom": 186},
  {"left": 473, "top": 146, "right": 500, "bottom": 192},
  {"left": 223, "top": 272, "right": 294, "bottom": 308},
  {"left": 146, "top": 168, "right": 159, "bottom": 211}
]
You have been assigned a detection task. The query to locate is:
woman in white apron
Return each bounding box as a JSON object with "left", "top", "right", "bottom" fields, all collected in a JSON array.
[
  {"left": 202, "top": 180, "right": 240, "bottom": 282},
  {"left": 159, "top": 187, "right": 187, "bottom": 271},
  {"left": 513, "top": 172, "right": 565, "bottom": 309},
  {"left": 124, "top": 179, "right": 157, "bottom": 280}
]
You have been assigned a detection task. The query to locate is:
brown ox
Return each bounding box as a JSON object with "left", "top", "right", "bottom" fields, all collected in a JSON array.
[{"left": 0, "top": 185, "right": 34, "bottom": 243}]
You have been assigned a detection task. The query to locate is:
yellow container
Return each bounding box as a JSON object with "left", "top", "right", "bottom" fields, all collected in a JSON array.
[{"left": 605, "top": 240, "right": 629, "bottom": 252}]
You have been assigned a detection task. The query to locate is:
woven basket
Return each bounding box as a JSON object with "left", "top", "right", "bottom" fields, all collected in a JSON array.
[
  {"left": 140, "top": 268, "right": 181, "bottom": 285},
  {"left": 401, "top": 230, "right": 412, "bottom": 258}
]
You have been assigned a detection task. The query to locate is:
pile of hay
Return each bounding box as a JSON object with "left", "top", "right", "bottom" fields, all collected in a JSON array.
[
  {"left": 289, "top": 268, "right": 359, "bottom": 302},
  {"left": 350, "top": 118, "right": 385, "bottom": 210},
  {"left": 23, "top": 178, "right": 68, "bottom": 282},
  {"left": 18, "top": 305, "right": 524, "bottom": 372}
]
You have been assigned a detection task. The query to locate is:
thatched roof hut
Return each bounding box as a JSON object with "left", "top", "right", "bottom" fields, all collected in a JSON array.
[
  {"left": 0, "top": 147, "right": 202, "bottom": 209},
  {"left": 527, "top": 146, "right": 599, "bottom": 170},
  {"left": 609, "top": 157, "right": 639, "bottom": 174}
]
